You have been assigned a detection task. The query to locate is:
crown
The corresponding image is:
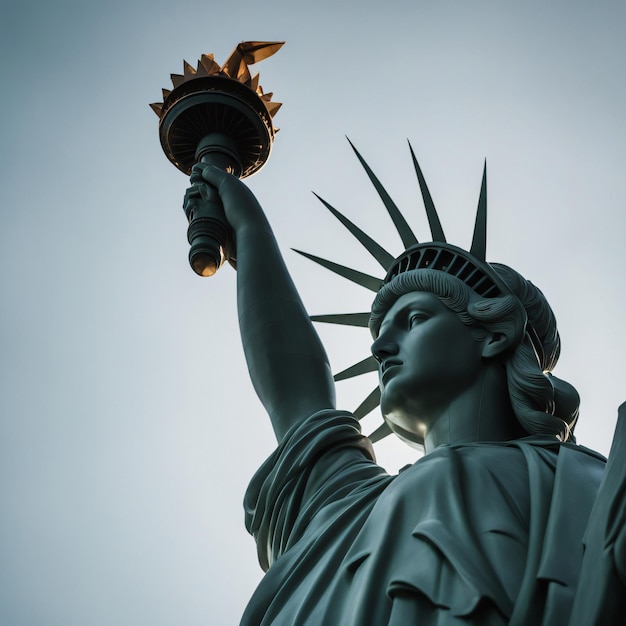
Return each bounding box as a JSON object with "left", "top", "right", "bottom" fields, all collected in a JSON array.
[
  {"left": 150, "top": 41, "right": 284, "bottom": 176},
  {"left": 295, "top": 139, "right": 534, "bottom": 444}
]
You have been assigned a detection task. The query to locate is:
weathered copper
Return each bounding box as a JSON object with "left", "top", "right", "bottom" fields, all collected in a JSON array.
[
  {"left": 154, "top": 39, "right": 625, "bottom": 617},
  {"left": 188, "top": 142, "right": 625, "bottom": 623}
]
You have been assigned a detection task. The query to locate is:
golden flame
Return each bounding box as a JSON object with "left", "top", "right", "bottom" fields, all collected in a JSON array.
[{"left": 150, "top": 41, "right": 284, "bottom": 119}]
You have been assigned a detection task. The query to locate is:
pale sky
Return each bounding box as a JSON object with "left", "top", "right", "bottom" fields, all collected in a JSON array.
[{"left": 1, "top": 1, "right": 625, "bottom": 624}]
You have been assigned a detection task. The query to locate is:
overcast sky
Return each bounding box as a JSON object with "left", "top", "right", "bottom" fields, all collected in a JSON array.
[{"left": 2, "top": 1, "right": 625, "bottom": 624}]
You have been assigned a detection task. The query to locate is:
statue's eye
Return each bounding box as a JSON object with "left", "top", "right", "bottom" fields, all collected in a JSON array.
[{"left": 409, "top": 313, "right": 428, "bottom": 328}]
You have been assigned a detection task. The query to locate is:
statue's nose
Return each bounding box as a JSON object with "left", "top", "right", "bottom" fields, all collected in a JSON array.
[{"left": 371, "top": 333, "right": 399, "bottom": 363}]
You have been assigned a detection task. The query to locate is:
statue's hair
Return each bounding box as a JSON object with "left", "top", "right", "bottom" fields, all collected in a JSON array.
[{"left": 370, "top": 266, "right": 578, "bottom": 442}]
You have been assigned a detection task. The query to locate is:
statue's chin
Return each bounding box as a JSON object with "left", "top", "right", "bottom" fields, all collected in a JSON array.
[{"left": 385, "top": 416, "right": 426, "bottom": 449}]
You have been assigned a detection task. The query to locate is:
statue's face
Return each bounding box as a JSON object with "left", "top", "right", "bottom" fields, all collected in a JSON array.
[{"left": 371, "top": 291, "right": 485, "bottom": 439}]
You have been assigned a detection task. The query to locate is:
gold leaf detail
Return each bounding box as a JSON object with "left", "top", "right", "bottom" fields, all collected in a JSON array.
[
  {"left": 266, "top": 101, "right": 282, "bottom": 117},
  {"left": 170, "top": 73, "right": 185, "bottom": 88},
  {"left": 183, "top": 60, "right": 197, "bottom": 79}
]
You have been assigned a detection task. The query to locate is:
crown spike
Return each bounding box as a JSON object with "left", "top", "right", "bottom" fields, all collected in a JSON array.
[
  {"left": 292, "top": 249, "right": 383, "bottom": 292},
  {"left": 161, "top": 88, "right": 171, "bottom": 100},
  {"left": 149, "top": 103, "right": 163, "bottom": 117},
  {"left": 469, "top": 161, "right": 488, "bottom": 261},
  {"left": 333, "top": 356, "right": 379, "bottom": 381},
  {"left": 369, "top": 421, "right": 393, "bottom": 443},
  {"left": 408, "top": 141, "right": 446, "bottom": 243},
  {"left": 313, "top": 193, "right": 394, "bottom": 270},
  {"left": 354, "top": 387, "right": 381, "bottom": 419},
  {"left": 347, "top": 138, "right": 419, "bottom": 249},
  {"left": 309, "top": 313, "right": 371, "bottom": 327}
]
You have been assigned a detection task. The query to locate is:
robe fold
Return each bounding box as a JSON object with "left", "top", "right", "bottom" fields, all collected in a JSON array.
[{"left": 242, "top": 410, "right": 606, "bottom": 625}]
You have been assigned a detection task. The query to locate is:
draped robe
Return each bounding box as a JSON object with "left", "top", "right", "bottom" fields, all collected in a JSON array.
[{"left": 242, "top": 410, "right": 606, "bottom": 625}]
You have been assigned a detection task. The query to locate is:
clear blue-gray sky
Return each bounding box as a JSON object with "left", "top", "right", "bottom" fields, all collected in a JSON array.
[{"left": 1, "top": 1, "right": 625, "bottom": 624}]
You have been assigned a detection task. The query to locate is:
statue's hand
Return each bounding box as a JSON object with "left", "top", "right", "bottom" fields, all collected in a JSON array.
[{"left": 193, "top": 164, "right": 270, "bottom": 233}]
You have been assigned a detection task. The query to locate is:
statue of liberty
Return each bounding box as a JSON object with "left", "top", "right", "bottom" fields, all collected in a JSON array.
[
  {"left": 152, "top": 43, "right": 625, "bottom": 625},
  {"left": 185, "top": 142, "right": 624, "bottom": 624}
]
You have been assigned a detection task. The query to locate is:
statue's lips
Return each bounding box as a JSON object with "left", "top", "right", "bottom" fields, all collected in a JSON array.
[{"left": 381, "top": 361, "right": 402, "bottom": 383}]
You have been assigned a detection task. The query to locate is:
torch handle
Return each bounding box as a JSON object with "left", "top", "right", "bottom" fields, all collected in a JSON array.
[{"left": 184, "top": 139, "right": 240, "bottom": 277}]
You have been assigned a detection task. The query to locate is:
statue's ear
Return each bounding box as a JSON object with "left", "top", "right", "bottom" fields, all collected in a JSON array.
[
  {"left": 481, "top": 329, "right": 518, "bottom": 359},
  {"left": 469, "top": 296, "right": 526, "bottom": 359}
]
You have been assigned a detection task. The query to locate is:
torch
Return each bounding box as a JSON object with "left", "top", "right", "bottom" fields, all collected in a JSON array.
[{"left": 150, "top": 41, "right": 283, "bottom": 276}]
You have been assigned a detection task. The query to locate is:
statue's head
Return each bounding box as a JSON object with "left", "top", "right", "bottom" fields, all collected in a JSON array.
[
  {"left": 368, "top": 256, "right": 579, "bottom": 447},
  {"left": 301, "top": 141, "right": 579, "bottom": 447}
]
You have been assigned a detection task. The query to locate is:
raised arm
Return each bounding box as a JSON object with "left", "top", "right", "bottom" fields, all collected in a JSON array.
[{"left": 192, "top": 165, "right": 336, "bottom": 441}]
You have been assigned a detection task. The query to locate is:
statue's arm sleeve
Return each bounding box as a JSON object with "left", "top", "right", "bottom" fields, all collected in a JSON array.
[{"left": 244, "top": 409, "right": 390, "bottom": 570}]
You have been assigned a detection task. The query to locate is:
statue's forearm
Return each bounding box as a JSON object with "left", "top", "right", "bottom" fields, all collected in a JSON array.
[
  {"left": 192, "top": 166, "right": 336, "bottom": 440},
  {"left": 235, "top": 224, "right": 336, "bottom": 441}
]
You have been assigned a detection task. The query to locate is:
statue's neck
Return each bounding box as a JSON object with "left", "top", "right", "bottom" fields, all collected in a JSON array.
[{"left": 423, "top": 363, "right": 524, "bottom": 454}]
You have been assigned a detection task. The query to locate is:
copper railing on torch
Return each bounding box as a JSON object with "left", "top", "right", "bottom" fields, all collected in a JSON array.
[{"left": 150, "top": 41, "right": 284, "bottom": 276}]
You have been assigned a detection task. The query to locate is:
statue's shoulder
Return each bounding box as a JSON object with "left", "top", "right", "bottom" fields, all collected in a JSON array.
[{"left": 509, "top": 436, "right": 607, "bottom": 468}]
